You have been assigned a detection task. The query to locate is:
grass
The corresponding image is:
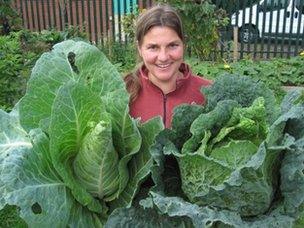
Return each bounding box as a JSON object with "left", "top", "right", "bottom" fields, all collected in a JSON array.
[{"left": 0, "top": 205, "right": 27, "bottom": 228}]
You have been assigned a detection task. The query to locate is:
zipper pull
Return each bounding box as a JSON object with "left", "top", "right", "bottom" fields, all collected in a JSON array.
[{"left": 163, "top": 94, "right": 167, "bottom": 127}]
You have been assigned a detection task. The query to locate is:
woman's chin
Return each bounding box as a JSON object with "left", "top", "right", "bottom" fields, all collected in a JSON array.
[{"left": 156, "top": 74, "right": 175, "bottom": 82}]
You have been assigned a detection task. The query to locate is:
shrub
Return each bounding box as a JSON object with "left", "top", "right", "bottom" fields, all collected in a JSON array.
[{"left": 0, "top": 27, "right": 87, "bottom": 111}]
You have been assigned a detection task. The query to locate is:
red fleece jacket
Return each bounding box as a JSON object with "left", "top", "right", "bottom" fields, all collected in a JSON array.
[{"left": 129, "top": 63, "right": 212, "bottom": 128}]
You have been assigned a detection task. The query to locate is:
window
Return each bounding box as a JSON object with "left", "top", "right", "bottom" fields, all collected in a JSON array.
[{"left": 263, "top": 0, "right": 290, "bottom": 11}]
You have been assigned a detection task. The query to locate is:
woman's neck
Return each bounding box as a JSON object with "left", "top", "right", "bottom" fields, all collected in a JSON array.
[{"left": 148, "top": 71, "right": 183, "bottom": 94}]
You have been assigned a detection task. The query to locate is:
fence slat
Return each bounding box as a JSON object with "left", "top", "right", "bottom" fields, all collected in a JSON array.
[{"left": 10, "top": 0, "right": 304, "bottom": 60}]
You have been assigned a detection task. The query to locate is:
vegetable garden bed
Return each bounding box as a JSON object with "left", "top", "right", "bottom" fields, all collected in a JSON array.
[{"left": 1, "top": 40, "right": 304, "bottom": 227}]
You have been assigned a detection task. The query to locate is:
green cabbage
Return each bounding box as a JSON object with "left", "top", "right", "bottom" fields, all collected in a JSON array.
[
  {"left": 107, "top": 75, "right": 304, "bottom": 228},
  {"left": 0, "top": 40, "right": 163, "bottom": 227}
]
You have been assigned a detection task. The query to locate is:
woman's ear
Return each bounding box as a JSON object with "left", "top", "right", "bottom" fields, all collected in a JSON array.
[{"left": 136, "top": 41, "right": 142, "bottom": 58}]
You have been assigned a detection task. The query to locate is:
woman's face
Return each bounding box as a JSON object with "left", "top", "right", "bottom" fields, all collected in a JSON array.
[{"left": 138, "top": 26, "right": 184, "bottom": 85}]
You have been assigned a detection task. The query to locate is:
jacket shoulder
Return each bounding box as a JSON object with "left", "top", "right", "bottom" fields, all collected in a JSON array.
[{"left": 190, "top": 74, "right": 213, "bottom": 87}]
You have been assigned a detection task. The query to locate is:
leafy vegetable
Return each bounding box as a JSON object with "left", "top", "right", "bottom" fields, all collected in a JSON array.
[
  {"left": 107, "top": 75, "right": 304, "bottom": 227},
  {"left": 201, "top": 74, "right": 280, "bottom": 123},
  {"left": 0, "top": 40, "right": 164, "bottom": 227}
]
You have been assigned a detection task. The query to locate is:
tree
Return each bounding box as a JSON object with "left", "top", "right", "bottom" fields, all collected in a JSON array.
[
  {"left": 0, "top": 0, "right": 22, "bottom": 35},
  {"left": 158, "top": 0, "right": 229, "bottom": 59}
]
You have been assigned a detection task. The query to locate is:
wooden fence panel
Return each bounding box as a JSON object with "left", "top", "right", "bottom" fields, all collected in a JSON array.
[
  {"left": 10, "top": 0, "right": 304, "bottom": 59},
  {"left": 11, "top": 0, "right": 153, "bottom": 44}
]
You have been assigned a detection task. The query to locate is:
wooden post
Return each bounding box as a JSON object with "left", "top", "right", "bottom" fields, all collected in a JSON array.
[{"left": 233, "top": 26, "right": 238, "bottom": 62}]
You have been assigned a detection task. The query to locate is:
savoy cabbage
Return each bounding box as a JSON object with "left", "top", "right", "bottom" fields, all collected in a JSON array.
[{"left": 107, "top": 75, "right": 304, "bottom": 228}]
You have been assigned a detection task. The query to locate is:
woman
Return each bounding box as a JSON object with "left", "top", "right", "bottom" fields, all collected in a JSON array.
[{"left": 125, "top": 4, "right": 211, "bottom": 128}]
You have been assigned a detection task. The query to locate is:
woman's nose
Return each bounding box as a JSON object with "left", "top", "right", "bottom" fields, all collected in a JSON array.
[{"left": 158, "top": 48, "right": 168, "bottom": 61}]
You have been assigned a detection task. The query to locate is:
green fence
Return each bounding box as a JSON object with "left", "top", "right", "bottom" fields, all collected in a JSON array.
[{"left": 10, "top": 0, "right": 304, "bottom": 59}]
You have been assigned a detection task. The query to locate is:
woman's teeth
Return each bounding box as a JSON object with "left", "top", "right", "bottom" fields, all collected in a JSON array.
[{"left": 157, "top": 64, "right": 170, "bottom": 68}]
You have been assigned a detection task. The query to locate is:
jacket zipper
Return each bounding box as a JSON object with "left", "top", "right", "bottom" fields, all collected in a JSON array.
[{"left": 163, "top": 94, "right": 167, "bottom": 127}]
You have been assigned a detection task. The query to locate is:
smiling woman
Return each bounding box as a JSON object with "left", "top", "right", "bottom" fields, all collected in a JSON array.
[
  {"left": 125, "top": 4, "right": 212, "bottom": 128},
  {"left": 138, "top": 26, "right": 184, "bottom": 93}
]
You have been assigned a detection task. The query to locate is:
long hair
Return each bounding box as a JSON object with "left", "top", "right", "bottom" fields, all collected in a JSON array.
[{"left": 124, "top": 4, "right": 185, "bottom": 102}]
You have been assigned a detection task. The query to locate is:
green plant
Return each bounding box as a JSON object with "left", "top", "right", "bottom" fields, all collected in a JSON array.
[
  {"left": 185, "top": 57, "right": 225, "bottom": 80},
  {"left": 186, "top": 55, "right": 304, "bottom": 102},
  {"left": 107, "top": 75, "right": 304, "bottom": 228},
  {"left": 0, "top": 205, "right": 27, "bottom": 227},
  {"left": 19, "top": 26, "right": 87, "bottom": 53},
  {"left": 0, "top": 40, "right": 163, "bottom": 227},
  {"left": 0, "top": 27, "right": 88, "bottom": 111},
  {"left": 2, "top": 39, "right": 304, "bottom": 228},
  {"left": 0, "top": 32, "right": 31, "bottom": 111},
  {"left": 98, "top": 40, "right": 136, "bottom": 74},
  {"left": 159, "top": 0, "right": 229, "bottom": 60},
  {"left": 0, "top": 0, "right": 22, "bottom": 34},
  {"left": 121, "top": 5, "right": 141, "bottom": 42}
]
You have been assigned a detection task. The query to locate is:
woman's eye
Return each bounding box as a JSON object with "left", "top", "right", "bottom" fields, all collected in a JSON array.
[
  {"left": 147, "top": 45, "right": 157, "bottom": 50},
  {"left": 169, "top": 43, "right": 179, "bottom": 48}
]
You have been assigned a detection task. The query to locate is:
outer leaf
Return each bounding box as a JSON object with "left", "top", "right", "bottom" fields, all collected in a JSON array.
[
  {"left": 281, "top": 90, "right": 304, "bottom": 139},
  {"left": 103, "top": 91, "right": 142, "bottom": 199},
  {"left": 170, "top": 104, "right": 205, "bottom": 150},
  {"left": 0, "top": 109, "right": 31, "bottom": 210},
  {"left": 143, "top": 192, "right": 295, "bottom": 228},
  {"left": 1, "top": 126, "right": 105, "bottom": 227},
  {"left": 51, "top": 40, "right": 126, "bottom": 97},
  {"left": 20, "top": 40, "right": 126, "bottom": 132},
  {"left": 149, "top": 128, "right": 179, "bottom": 194},
  {"left": 105, "top": 202, "right": 192, "bottom": 228},
  {"left": 49, "top": 80, "right": 104, "bottom": 213},
  {"left": 2, "top": 128, "right": 72, "bottom": 227},
  {"left": 271, "top": 103, "right": 304, "bottom": 215},
  {"left": 19, "top": 49, "right": 77, "bottom": 132},
  {"left": 281, "top": 89, "right": 304, "bottom": 114},
  {"left": 109, "top": 117, "right": 164, "bottom": 209},
  {"left": 143, "top": 192, "right": 245, "bottom": 228},
  {"left": 281, "top": 138, "right": 304, "bottom": 215},
  {"left": 102, "top": 91, "right": 138, "bottom": 158}
]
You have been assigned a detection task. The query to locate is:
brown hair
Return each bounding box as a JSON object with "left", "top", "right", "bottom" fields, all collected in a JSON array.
[{"left": 124, "top": 4, "right": 185, "bottom": 102}]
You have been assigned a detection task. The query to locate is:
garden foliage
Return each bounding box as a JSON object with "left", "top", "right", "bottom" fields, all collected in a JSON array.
[
  {"left": 0, "top": 40, "right": 163, "bottom": 227},
  {"left": 0, "top": 28, "right": 87, "bottom": 111},
  {"left": 1, "top": 41, "right": 304, "bottom": 228},
  {"left": 107, "top": 75, "right": 304, "bottom": 228},
  {"left": 159, "top": 0, "right": 229, "bottom": 59},
  {"left": 187, "top": 56, "right": 304, "bottom": 101}
]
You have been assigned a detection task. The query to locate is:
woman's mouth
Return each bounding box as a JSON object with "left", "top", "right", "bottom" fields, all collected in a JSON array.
[{"left": 156, "top": 63, "right": 171, "bottom": 69}]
